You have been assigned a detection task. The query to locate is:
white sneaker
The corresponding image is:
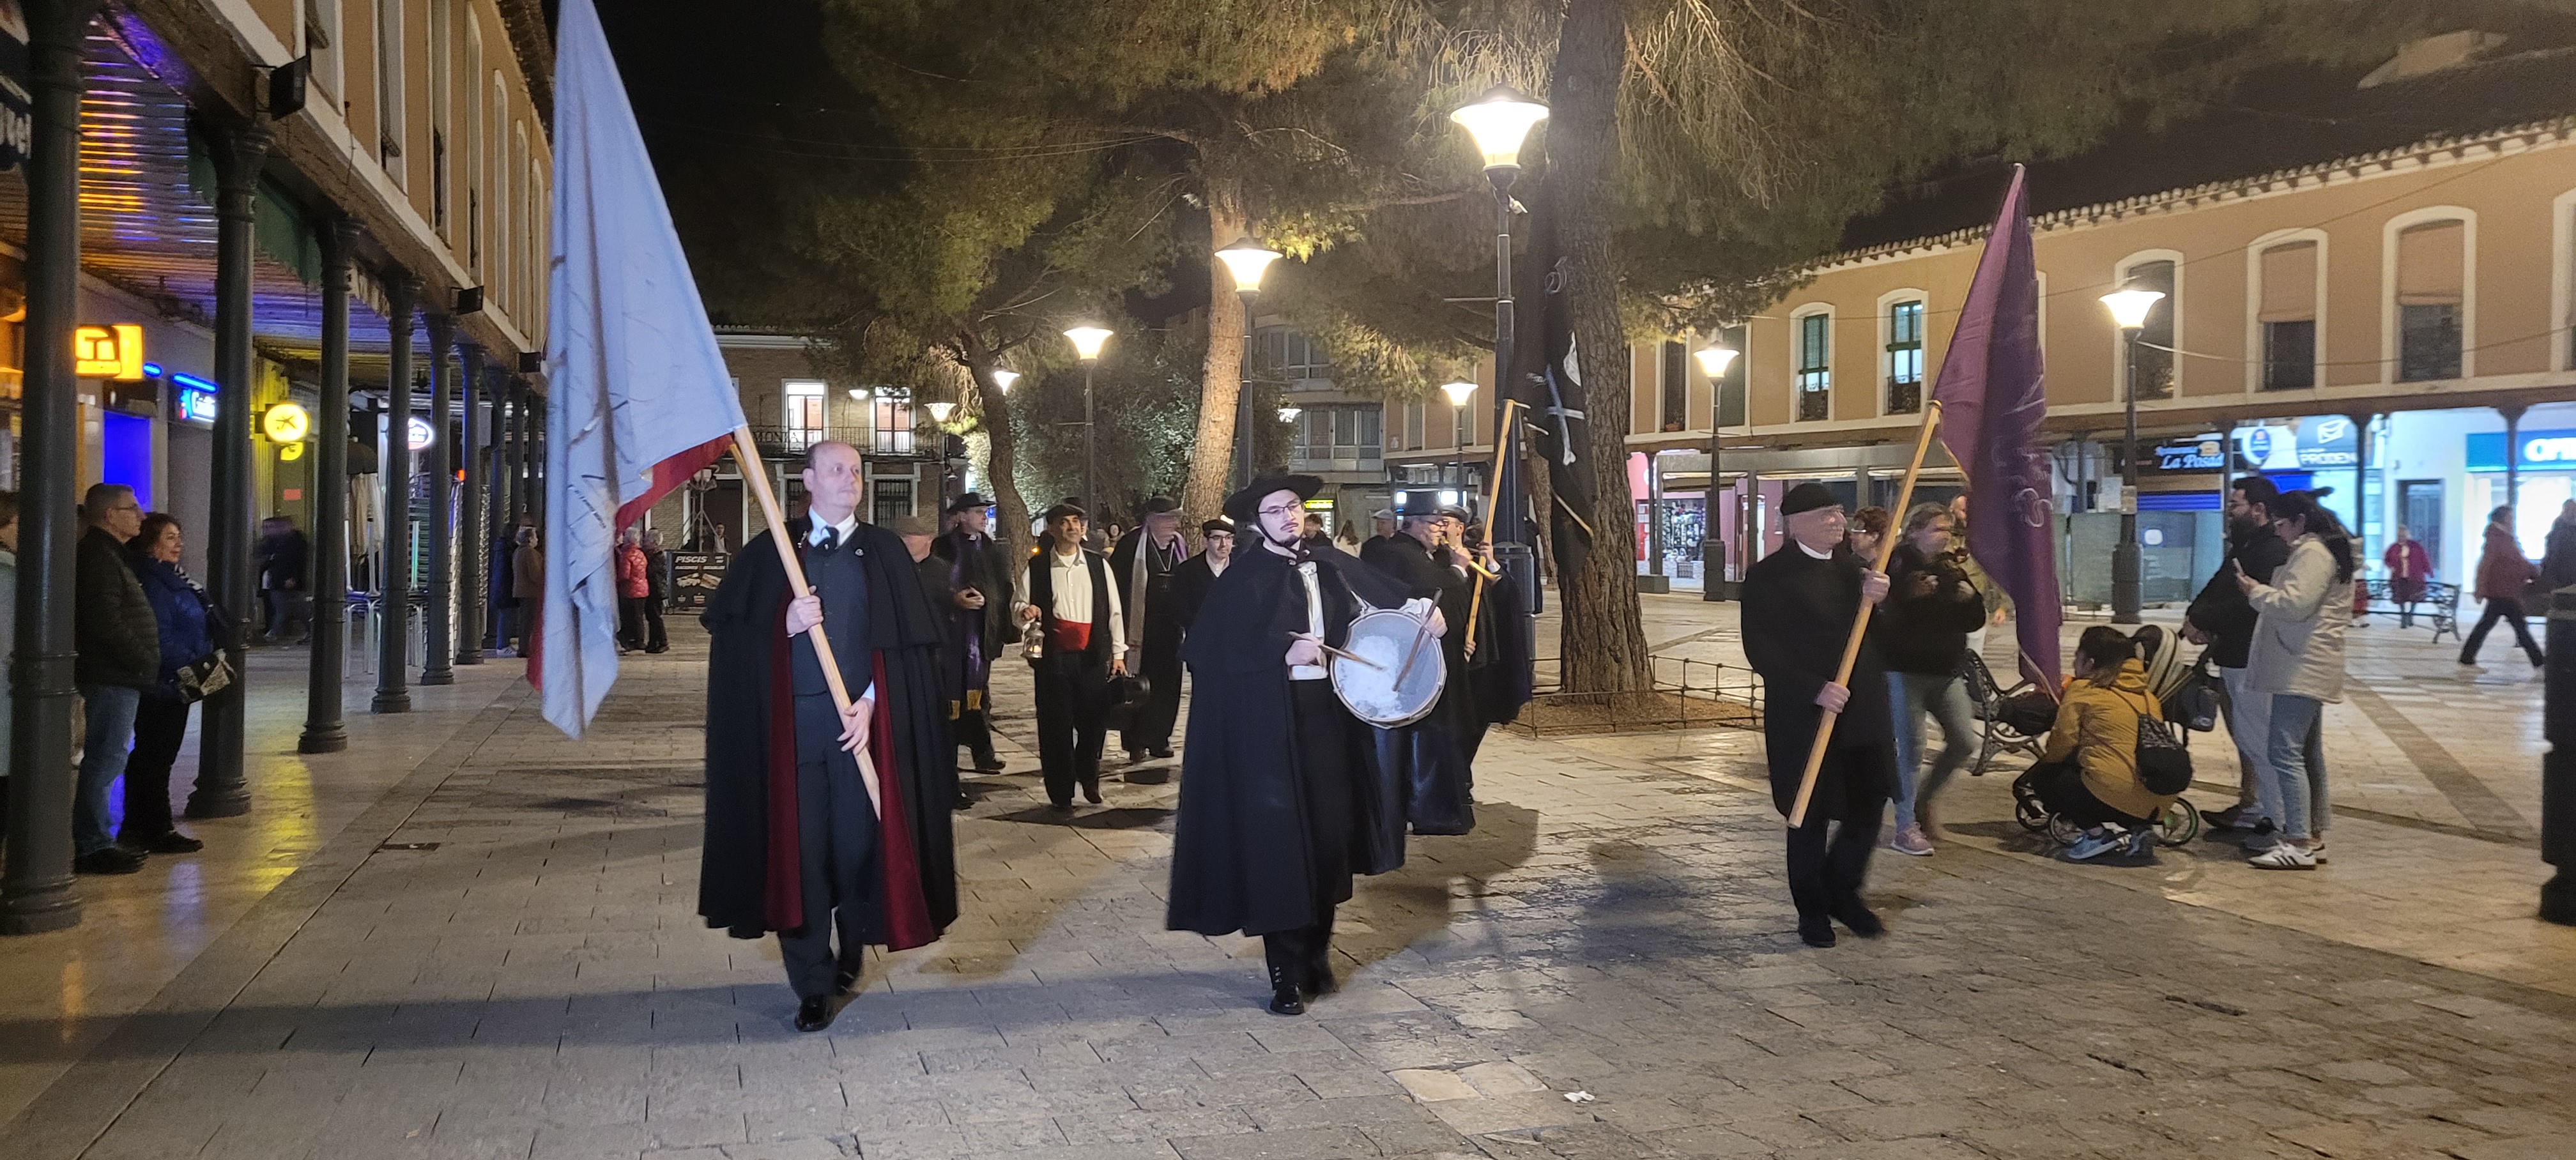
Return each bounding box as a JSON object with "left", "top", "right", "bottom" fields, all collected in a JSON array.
[{"left": 2248, "top": 843, "right": 2317, "bottom": 871}]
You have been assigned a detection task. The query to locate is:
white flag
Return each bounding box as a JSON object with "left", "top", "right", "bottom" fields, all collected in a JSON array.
[{"left": 539, "top": 0, "right": 747, "bottom": 736}]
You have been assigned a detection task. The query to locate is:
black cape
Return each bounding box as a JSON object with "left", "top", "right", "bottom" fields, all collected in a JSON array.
[
  {"left": 1166, "top": 542, "right": 1414, "bottom": 936},
  {"left": 1739, "top": 544, "right": 1896, "bottom": 820},
  {"left": 1169, "top": 553, "right": 1223, "bottom": 632},
  {"left": 929, "top": 528, "right": 1015, "bottom": 679},
  {"left": 698, "top": 519, "right": 959, "bottom": 943},
  {"left": 1358, "top": 532, "right": 1477, "bottom": 833},
  {"left": 1466, "top": 570, "right": 1533, "bottom": 726}
]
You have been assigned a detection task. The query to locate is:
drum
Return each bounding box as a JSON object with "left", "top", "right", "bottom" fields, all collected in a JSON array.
[{"left": 1331, "top": 608, "right": 1446, "bottom": 727}]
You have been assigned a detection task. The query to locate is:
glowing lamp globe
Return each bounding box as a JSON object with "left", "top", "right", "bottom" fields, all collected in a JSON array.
[
  {"left": 1214, "top": 236, "right": 1284, "bottom": 294},
  {"left": 927, "top": 402, "right": 956, "bottom": 423},
  {"left": 1692, "top": 342, "right": 1739, "bottom": 379},
  {"left": 1450, "top": 85, "right": 1549, "bottom": 171},
  {"left": 1439, "top": 380, "right": 1478, "bottom": 408},
  {"left": 1063, "top": 326, "right": 1114, "bottom": 361},
  {"left": 990, "top": 369, "right": 1020, "bottom": 393},
  {"left": 2100, "top": 287, "right": 2165, "bottom": 331}
]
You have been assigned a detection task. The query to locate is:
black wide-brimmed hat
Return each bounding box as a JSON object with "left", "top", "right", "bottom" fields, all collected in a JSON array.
[
  {"left": 1223, "top": 474, "right": 1323, "bottom": 525},
  {"left": 1780, "top": 482, "right": 1841, "bottom": 516},
  {"left": 946, "top": 492, "right": 989, "bottom": 514},
  {"left": 1138, "top": 495, "right": 1179, "bottom": 515}
]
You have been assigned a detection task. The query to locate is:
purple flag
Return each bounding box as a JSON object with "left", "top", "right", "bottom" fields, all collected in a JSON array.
[{"left": 1932, "top": 165, "right": 2061, "bottom": 690}]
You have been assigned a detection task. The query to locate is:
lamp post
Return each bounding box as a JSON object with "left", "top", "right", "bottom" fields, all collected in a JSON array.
[
  {"left": 2101, "top": 284, "right": 2164, "bottom": 625},
  {"left": 1452, "top": 84, "right": 1547, "bottom": 613},
  {"left": 1694, "top": 339, "right": 1739, "bottom": 599},
  {"left": 1215, "top": 236, "right": 1284, "bottom": 491},
  {"left": 926, "top": 401, "right": 959, "bottom": 510},
  {"left": 1441, "top": 379, "right": 1476, "bottom": 508},
  {"left": 990, "top": 369, "right": 1019, "bottom": 395},
  {"left": 1063, "top": 326, "right": 1113, "bottom": 507}
]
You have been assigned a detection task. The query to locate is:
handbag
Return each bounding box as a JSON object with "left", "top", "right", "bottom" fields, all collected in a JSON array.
[
  {"left": 2133, "top": 699, "right": 2194, "bottom": 796},
  {"left": 176, "top": 650, "right": 234, "bottom": 703},
  {"left": 1101, "top": 672, "right": 1149, "bottom": 730}
]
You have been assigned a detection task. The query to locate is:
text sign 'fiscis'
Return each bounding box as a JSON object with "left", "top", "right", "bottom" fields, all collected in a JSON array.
[{"left": 74, "top": 324, "right": 144, "bottom": 379}]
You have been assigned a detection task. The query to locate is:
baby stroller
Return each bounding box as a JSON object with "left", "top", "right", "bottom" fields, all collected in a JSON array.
[
  {"left": 1960, "top": 652, "right": 2055, "bottom": 775},
  {"left": 2009, "top": 624, "right": 2207, "bottom": 848}
]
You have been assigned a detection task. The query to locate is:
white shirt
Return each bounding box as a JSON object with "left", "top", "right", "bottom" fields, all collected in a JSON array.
[
  {"left": 1797, "top": 540, "right": 1834, "bottom": 561},
  {"left": 1291, "top": 561, "right": 1328, "bottom": 681},
  {"left": 1029, "top": 548, "right": 1126, "bottom": 657}
]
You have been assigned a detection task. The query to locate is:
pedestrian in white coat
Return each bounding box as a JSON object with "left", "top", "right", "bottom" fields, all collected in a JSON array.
[{"left": 2234, "top": 490, "right": 2353, "bottom": 870}]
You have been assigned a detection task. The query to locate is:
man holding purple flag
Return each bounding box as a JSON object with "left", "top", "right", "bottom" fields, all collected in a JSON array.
[{"left": 1932, "top": 165, "right": 2062, "bottom": 692}]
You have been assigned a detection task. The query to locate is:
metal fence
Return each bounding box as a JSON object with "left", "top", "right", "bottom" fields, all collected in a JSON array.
[{"left": 1505, "top": 652, "right": 1765, "bottom": 736}]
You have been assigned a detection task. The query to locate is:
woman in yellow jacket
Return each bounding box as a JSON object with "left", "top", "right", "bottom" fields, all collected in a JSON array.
[{"left": 2034, "top": 627, "right": 2184, "bottom": 861}]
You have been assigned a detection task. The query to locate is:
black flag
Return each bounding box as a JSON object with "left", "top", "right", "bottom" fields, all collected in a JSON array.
[{"left": 1508, "top": 204, "right": 1594, "bottom": 581}]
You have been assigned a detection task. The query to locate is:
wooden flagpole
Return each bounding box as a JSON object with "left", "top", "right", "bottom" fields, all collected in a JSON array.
[
  {"left": 730, "top": 427, "right": 882, "bottom": 814},
  {"left": 1785, "top": 401, "right": 1942, "bottom": 828},
  {"left": 1463, "top": 398, "right": 1523, "bottom": 657}
]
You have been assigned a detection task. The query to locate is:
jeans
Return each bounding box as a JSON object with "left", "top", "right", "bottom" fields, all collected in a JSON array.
[
  {"left": 2218, "top": 665, "right": 2281, "bottom": 823},
  {"left": 2459, "top": 597, "right": 2544, "bottom": 666},
  {"left": 2265, "top": 693, "right": 2333, "bottom": 842},
  {"left": 75, "top": 684, "right": 144, "bottom": 856},
  {"left": 1887, "top": 671, "right": 1975, "bottom": 831}
]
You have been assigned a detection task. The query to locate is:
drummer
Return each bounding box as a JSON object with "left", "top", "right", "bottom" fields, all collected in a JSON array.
[
  {"left": 1166, "top": 473, "right": 1440, "bottom": 1016},
  {"left": 1358, "top": 498, "right": 1480, "bottom": 832}
]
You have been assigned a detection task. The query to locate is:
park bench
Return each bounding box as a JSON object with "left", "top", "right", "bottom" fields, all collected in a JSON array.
[{"left": 2353, "top": 577, "right": 2461, "bottom": 644}]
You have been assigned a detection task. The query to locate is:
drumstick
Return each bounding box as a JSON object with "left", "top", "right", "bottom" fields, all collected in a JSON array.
[
  {"left": 1317, "top": 642, "right": 1383, "bottom": 669},
  {"left": 1390, "top": 611, "right": 1437, "bottom": 689}
]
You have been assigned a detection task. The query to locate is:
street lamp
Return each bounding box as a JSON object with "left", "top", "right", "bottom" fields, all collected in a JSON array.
[
  {"left": 1278, "top": 404, "right": 1301, "bottom": 422},
  {"left": 989, "top": 368, "right": 1019, "bottom": 395},
  {"left": 1216, "top": 236, "right": 1284, "bottom": 490},
  {"left": 1064, "top": 325, "right": 1112, "bottom": 508},
  {"left": 2100, "top": 284, "right": 2164, "bottom": 625},
  {"left": 926, "top": 401, "right": 956, "bottom": 423},
  {"left": 1694, "top": 339, "right": 1740, "bottom": 597},
  {"left": 1452, "top": 84, "right": 1546, "bottom": 612},
  {"left": 1441, "top": 379, "right": 1477, "bottom": 506}
]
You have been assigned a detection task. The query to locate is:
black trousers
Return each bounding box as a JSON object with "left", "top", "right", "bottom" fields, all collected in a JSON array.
[
  {"left": 2030, "top": 763, "right": 2147, "bottom": 828},
  {"left": 617, "top": 596, "right": 646, "bottom": 650},
  {"left": 119, "top": 694, "right": 192, "bottom": 843},
  {"left": 953, "top": 702, "right": 995, "bottom": 763},
  {"left": 1032, "top": 652, "right": 1110, "bottom": 804},
  {"left": 777, "top": 693, "right": 880, "bottom": 1000},
  {"left": 643, "top": 596, "right": 667, "bottom": 652},
  {"left": 1782, "top": 747, "right": 1888, "bottom": 922},
  {"left": 2460, "top": 597, "right": 2544, "bottom": 665},
  {"left": 1122, "top": 632, "right": 1183, "bottom": 754}
]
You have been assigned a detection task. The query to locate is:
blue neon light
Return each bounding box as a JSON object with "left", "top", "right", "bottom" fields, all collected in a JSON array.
[
  {"left": 141, "top": 362, "right": 164, "bottom": 378},
  {"left": 170, "top": 372, "right": 217, "bottom": 392}
]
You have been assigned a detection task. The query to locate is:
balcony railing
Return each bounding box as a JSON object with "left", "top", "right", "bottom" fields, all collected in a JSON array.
[
  {"left": 1795, "top": 387, "right": 1830, "bottom": 422},
  {"left": 743, "top": 425, "right": 932, "bottom": 461},
  {"left": 1885, "top": 376, "right": 1922, "bottom": 415}
]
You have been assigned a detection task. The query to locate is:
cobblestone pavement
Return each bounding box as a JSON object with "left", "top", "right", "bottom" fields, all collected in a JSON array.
[{"left": 6, "top": 618, "right": 2576, "bottom": 1160}]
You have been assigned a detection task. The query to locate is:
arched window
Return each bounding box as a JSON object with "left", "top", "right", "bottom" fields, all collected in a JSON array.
[
  {"left": 2113, "top": 252, "right": 2179, "bottom": 401},
  {"left": 2390, "top": 215, "right": 2469, "bottom": 381},
  {"left": 428, "top": 0, "right": 450, "bottom": 237},
  {"left": 1878, "top": 289, "right": 1926, "bottom": 415},
  {"left": 464, "top": 22, "right": 481, "bottom": 273},
  {"left": 2552, "top": 190, "right": 2575, "bottom": 372},
  {"left": 1790, "top": 305, "right": 1832, "bottom": 422},
  {"left": 2249, "top": 232, "right": 2325, "bottom": 392},
  {"left": 376, "top": 0, "right": 406, "bottom": 184}
]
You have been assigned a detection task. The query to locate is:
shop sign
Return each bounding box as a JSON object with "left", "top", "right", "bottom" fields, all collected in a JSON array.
[
  {"left": 668, "top": 551, "right": 728, "bottom": 611},
  {"left": 0, "top": 4, "right": 27, "bottom": 171},
  {"left": 2465, "top": 428, "right": 2576, "bottom": 472},
  {"left": 73, "top": 324, "right": 144, "bottom": 379},
  {"left": 170, "top": 372, "right": 217, "bottom": 424},
  {"left": 406, "top": 415, "right": 434, "bottom": 451},
  {"left": 2149, "top": 434, "right": 2226, "bottom": 473},
  {"left": 262, "top": 402, "right": 311, "bottom": 443},
  {"left": 2232, "top": 418, "right": 2358, "bottom": 473}
]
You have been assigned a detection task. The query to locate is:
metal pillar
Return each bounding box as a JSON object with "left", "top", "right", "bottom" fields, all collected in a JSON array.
[
  {"left": 188, "top": 124, "right": 269, "bottom": 820},
  {"left": 299, "top": 222, "right": 358, "bottom": 754},
  {"left": 420, "top": 314, "right": 456, "bottom": 685},
  {"left": 1082, "top": 363, "right": 1098, "bottom": 509},
  {"left": 3, "top": 0, "right": 102, "bottom": 935},
  {"left": 2547, "top": 588, "right": 2576, "bottom": 924},
  {"left": 374, "top": 277, "right": 418, "bottom": 714},
  {"left": 2111, "top": 329, "right": 2143, "bottom": 624},
  {"left": 1485, "top": 165, "right": 1537, "bottom": 616},
  {"left": 2503, "top": 404, "right": 2527, "bottom": 521},
  {"left": 1232, "top": 291, "right": 1256, "bottom": 491},
  {"left": 1703, "top": 391, "right": 1729, "bottom": 602},
  {"left": 485, "top": 367, "right": 510, "bottom": 649},
  {"left": 454, "top": 344, "right": 485, "bottom": 666}
]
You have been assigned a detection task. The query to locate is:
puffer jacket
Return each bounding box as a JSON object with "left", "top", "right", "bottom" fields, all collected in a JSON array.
[
  {"left": 132, "top": 554, "right": 215, "bottom": 697},
  {"left": 2246, "top": 533, "right": 2353, "bottom": 703},
  {"left": 2475, "top": 523, "right": 2538, "bottom": 602},
  {"left": 616, "top": 543, "right": 649, "bottom": 599},
  {"left": 2039, "top": 657, "right": 2179, "bottom": 821},
  {"left": 74, "top": 527, "right": 160, "bottom": 689}
]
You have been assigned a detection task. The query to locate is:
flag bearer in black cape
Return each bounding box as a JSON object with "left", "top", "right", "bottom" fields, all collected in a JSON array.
[
  {"left": 697, "top": 441, "right": 958, "bottom": 1032},
  {"left": 930, "top": 492, "right": 1014, "bottom": 776},
  {"left": 1108, "top": 496, "right": 1187, "bottom": 765},
  {"left": 1169, "top": 475, "right": 1440, "bottom": 1016},
  {"left": 1741, "top": 483, "right": 1894, "bottom": 949},
  {"left": 1358, "top": 501, "right": 1478, "bottom": 834}
]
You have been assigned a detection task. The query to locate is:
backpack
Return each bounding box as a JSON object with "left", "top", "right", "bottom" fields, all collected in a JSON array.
[{"left": 2130, "top": 692, "right": 2193, "bottom": 795}]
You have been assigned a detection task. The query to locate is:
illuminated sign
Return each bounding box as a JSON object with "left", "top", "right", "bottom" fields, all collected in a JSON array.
[
  {"left": 2467, "top": 429, "right": 2576, "bottom": 472},
  {"left": 2150, "top": 435, "right": 2225, "bottom": 473},
  {"left": 278, "top": 441, "right": 306, "bottom": 462},
  {"left": 74, "top": 324, "right": 144, "bottom": 380},
  {"left": 1302, "top": 498, "right": 1335, "bottom": 511},
  {"left": 406, "top": 416, "right": 434, "bottom": 451},
  {"left": 172, "top": 372, "right": 218, "bottom": 424},
  {"left": 262, "top": 402, "right": 311, "bottom": 443}
]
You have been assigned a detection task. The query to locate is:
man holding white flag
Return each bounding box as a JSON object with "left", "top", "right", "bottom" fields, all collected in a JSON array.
[{"left": 540, "top": 0, "right": 954, "bottom": 1032}]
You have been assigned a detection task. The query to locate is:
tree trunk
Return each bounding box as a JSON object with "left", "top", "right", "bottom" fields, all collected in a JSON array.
[
  {"left": 1550, "top": 0, "right": 1652, "bottom": 699},
  {"left": 961, "top": 332, "right": 1034, "bottom": 589},
  {"left": 1181, "top": 173, "right": 1248, "bottom": 527}
]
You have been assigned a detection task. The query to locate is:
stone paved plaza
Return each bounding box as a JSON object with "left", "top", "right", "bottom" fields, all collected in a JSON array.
[{"left": 4, "top": 596, "right": 2575, "bottom": 1160}]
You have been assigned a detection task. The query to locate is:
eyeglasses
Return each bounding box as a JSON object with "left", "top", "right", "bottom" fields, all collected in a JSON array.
[{"left": 1257, "top": 504, "right": 1300, "bottom": 519}]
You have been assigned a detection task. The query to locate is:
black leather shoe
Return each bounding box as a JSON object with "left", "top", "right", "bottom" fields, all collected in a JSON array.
[
  {"left": 1151, "top": 748, "right": 1174, "bottom": 759},
  {"left": 144, "top": 832, "right": 204, "bottom": 854},
  {"left": 1049, "top": 802, "right": 1075, "bottom": 815},
  {"left": 74, "top": 847, "right": 147, "bottom": 875},
  {"left": 1831, "top": 899, "right": 1884, "bottom": 938},
  {"left": 1798, "top": 917, "right": 1837, "bottom": 948},
  {"left": 794, "top": 996, "right": 837, "bottom": 1032},
  {"left": 1082, "top": 781, "right": 1103, "bottom": 804},
  {"left": 1266, "top": 964, "right": 1307, "bottom": 1015},
  {"left": 953, "top": 793, "right": 972, "bottom": 811},
  {"left": 972, "top": 752, "right": 1007, "bottom": 773}
]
